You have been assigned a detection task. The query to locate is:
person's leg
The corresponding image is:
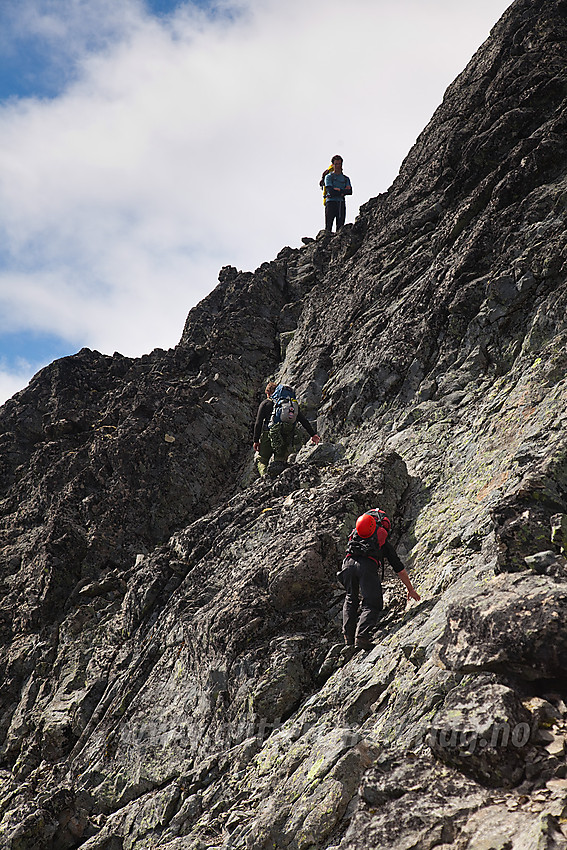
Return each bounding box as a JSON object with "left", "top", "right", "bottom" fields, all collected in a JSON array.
[
  {"left": 338, "top": 557, "right": 359, "bottom": 645},
  {"left": 281, "top": 422, "right": 296, "bottom": 460},
  {"left": 269, "top": 423, "right": 284, "bottom": 461},
  {"left": 325, "top": 201, "right": 338, "bottom": 232},
  {"left": 337, "top": 200, "right": 346, "bottom": 230},
  {"left": 256, "top": 430, "right": 273, "bottom": 476},
  {"left": 355, "top": 558, "right": 383, "bottom": 643},
  {"left": 269, "top": 423, "right": 294, "bottom": 463}
]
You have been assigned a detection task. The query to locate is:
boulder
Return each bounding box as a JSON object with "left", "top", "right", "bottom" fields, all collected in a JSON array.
[
  {"left": 428, "top": 679, "right": 532, "bottom": 787},
  {"left": 436, "top": 573, "right": 567, "bottom": 679}
]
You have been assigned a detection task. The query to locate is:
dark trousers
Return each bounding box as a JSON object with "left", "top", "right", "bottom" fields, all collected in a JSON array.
[
  {"left": 338, "top": 556, "right": 383, "bottom": 642},
  {"left": 325, "top": 199, "right": 346, "bottom": 232}
]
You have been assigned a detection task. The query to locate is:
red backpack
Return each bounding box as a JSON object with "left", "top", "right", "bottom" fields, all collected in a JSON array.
[{"left": 346, "top": 509, "right": 391, "bottom": 564}]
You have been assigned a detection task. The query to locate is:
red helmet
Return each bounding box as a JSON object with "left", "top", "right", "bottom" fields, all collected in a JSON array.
[{"left": 355, "top": 513, "right": 376, "bottom": 538}]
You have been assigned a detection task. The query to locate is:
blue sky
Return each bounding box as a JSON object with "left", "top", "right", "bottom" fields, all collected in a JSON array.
[
  {"left": 0, "top": 1, "right": 208, "bottom": 100},
  {"left": 0, "top": 0, "right": 512, "bottom": 405}
]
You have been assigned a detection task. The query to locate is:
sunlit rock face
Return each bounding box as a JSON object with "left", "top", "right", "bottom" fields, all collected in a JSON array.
[{"left": 2, "top": 0, "right": 567, "bottom": 847}]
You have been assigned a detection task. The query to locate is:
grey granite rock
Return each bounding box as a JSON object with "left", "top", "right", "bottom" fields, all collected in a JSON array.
[{"left": 429, "top": 679, "right": 532, "bottom": 787}]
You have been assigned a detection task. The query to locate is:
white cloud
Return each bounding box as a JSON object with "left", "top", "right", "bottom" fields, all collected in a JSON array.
[
  {"left": 0, "top": 0, "right": 141, "bottom": 54},
  {"left": 0, "top": 359, "right": 36, "bottom": 405},
  {"left": 0, "top": 0, "right": 512, "bottom": 405}
]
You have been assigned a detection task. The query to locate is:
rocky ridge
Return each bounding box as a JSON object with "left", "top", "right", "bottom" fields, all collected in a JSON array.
[{"left": 2, "top": 0, "right": 567, "bottom": 847}]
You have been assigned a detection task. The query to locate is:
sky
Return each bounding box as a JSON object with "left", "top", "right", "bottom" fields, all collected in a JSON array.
[{"left": 0, "top": 0, "right": 513, "bottom": 406}]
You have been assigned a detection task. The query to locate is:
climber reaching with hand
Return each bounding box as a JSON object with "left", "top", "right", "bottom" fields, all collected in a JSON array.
[{"left": 337, "top": 508, "right": 420, "bottom": 650}]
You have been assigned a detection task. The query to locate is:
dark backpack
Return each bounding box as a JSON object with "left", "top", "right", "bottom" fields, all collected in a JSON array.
[
  {"left": 346, "top": 509, "right": 390, "bottom": 565},
  {"left": 269, "top": 384, "right": 299, "bottom": 428}
]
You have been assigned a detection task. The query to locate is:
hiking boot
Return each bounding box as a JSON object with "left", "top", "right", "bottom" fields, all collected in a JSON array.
[
  {"left": 354, "top": 637, "right": 375, "bottom": 651},
  {"left": 340, "top": 645, "right": 357, "bottom": 663},
  {"left": 267, "top": 460, "right": 288, "bottom": 477}
]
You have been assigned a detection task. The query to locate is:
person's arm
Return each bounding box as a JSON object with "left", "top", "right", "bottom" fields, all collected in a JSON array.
[
  {"left": 397, "top": 569, "right": 421, "bottom": 601},
  {"left": 324, "top": 173, "right": 342, "bottom": 199},
  {"left": 297, "top": 410, "right": 320, "bottom": 444},
  {"left": 344, "top": 176, "right": 352, "bottom": 196},
  {"left": 382, "top": 540, "right": 420, "bottom": 601},
  {"left": 253, "top": 399, "right": 271, "bottom": 447}
]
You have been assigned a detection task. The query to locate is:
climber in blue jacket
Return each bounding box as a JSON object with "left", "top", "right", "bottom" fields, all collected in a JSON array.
[{"left": 324, "top": 155, "right": 352, "bottom": 232}]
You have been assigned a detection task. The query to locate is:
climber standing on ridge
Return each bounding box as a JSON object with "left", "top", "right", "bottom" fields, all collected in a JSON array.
[
  {"left": 253, "top": 381, "right": 320, "bottom": 476},
  {"left": 321, "top": 154, "right": 352, "bottom": 232},
  {"left": 338, "top": 509, "right": 420, "bottom": 650}
]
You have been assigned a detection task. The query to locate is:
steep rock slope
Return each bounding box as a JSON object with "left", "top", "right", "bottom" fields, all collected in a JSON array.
[
  {"left": 280, "top": 0, "right": 567, "bottom": 585},
  {"left": 2, "top": 0, "right": 567, "bottom": 847}
]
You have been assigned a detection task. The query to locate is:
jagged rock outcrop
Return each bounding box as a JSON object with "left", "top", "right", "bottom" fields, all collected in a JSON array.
[{"left": 2, "top": 0, "right": 567, "bottom": 847}]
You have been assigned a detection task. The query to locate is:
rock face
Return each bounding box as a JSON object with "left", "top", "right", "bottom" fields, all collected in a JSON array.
[{"left": 2, "top": 0, "right": 567, "bottom": 847}]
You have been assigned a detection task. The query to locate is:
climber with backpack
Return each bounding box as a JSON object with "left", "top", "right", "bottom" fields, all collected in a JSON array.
[
  {"left": 320, "top": 154, "right": 352, "bottom": 232},
  {"left": 253, "top": 381, "right": 320, "bottom": 476},
  {"left": 338, "top": 509, "right": 420, "bottom": 650}
]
